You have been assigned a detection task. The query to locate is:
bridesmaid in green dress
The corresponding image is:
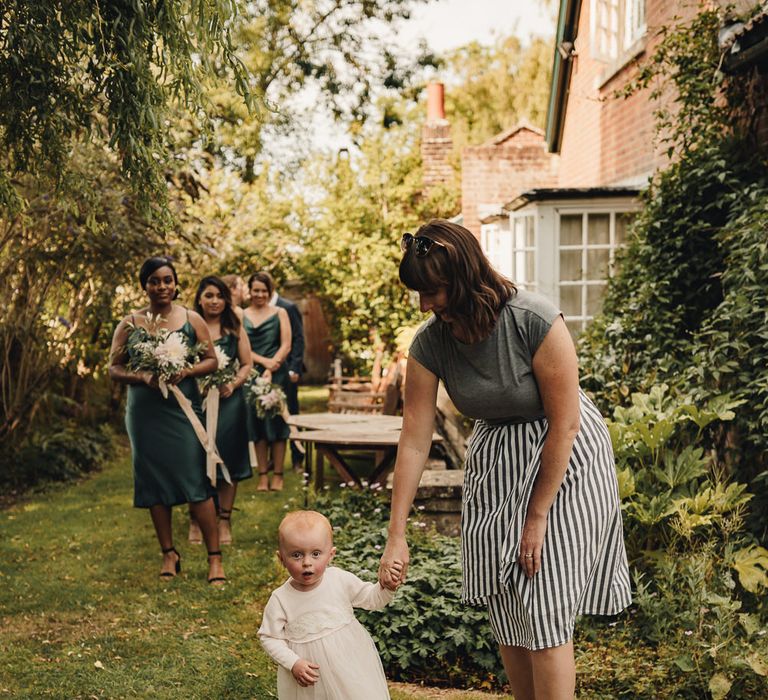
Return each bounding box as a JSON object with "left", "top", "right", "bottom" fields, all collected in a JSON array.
[
  {"left": 244, "top": 271, "right": 291, "bottom": 492},
  {"left": 109, "top": 257, "right": 226, "bottom": 584},
  {"left": 189, "top": 276, "right": 253, "bottom": 545}
]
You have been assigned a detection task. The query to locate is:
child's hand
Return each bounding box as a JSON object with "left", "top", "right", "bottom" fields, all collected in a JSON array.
[
  {"left": 291, "top": 658, "right": 320, "bottom": 687},
  {"left": 381, "top": 559, "right": 405, "bottom": 591}
]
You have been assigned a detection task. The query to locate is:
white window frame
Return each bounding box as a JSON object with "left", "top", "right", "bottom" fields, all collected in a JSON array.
[
  {"left": 556, "top": 207, "right": 634, "bottom": 332},
  {"left": 511, "top": 212, "right": 537, "bottom": 291},
  {"left": 591, "top": 0, "right": 646, "bottom": 63},
  {"left": 481, "top": 219, "right": 513, "bottom": 281}
]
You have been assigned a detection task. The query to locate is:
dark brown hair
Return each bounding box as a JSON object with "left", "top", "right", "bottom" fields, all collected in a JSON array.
[
  {"left": 194, "top": 276, "right": 241, "bottom": 335},
  {"left": 399, "top": 219, "right": 516, "bottom": 343},
  {"left": 248, "top": 271, "right": 274, "bottom": 296}
]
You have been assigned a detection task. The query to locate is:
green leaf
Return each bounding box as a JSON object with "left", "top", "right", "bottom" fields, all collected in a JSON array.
[
  {"left": 732, "top": 546, "right": 768, "bottom": 593},
  {"left": 708, "top": 673, "right": 731, "bottom": 700}
]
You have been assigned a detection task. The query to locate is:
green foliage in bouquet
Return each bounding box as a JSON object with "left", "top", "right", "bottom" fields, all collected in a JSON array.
[{"left": 312, "top": 486, "right": 504, "bottom": 690}]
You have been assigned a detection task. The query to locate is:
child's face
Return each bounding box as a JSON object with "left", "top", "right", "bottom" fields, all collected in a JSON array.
[{"left": 277, "top": 522, "right": 336, "bottom": 591}]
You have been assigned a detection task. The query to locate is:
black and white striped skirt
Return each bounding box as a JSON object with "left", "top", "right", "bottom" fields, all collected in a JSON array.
[{"left": 461, "top": 391, "right": 632, "bottom": 650}]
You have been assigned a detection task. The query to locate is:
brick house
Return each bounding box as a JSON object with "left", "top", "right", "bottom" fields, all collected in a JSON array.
[{"left": 455, "top": 0, "right": 759, "bottom": 334}]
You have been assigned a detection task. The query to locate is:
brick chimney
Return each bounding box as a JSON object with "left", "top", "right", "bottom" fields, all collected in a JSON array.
[{"left": 421, "top": 82, "right": 453, "bottom": 190}]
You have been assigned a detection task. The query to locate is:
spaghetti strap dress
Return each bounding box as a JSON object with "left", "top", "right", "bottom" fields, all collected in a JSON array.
[
  {"left": 125, "top": 315, "right": 213, "bottom": 507},
  {"left": 209, "top": 333, "right": 252, "bottom": 483},
  {"left": 244, "top": 313, "right": 290, "bottom": 443},
  {"left": 408, "top": 290, "right": 632, "bottom": 650}
]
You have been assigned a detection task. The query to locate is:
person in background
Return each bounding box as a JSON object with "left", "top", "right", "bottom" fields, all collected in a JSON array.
[
  {"left": 271, "top": 283, "right": 306, "bottom": 472},
  {"left": 109, "top": 256, "right": 225, "bottom": 584},
  {"left": 222, "top": 274, "right": 249, "bottom": 321},
  {"left": 244, "top": 271, "right": 291, "bottom": 491},
  {"left": 188, "top": 275, "right": 253, "bottom": 546}
]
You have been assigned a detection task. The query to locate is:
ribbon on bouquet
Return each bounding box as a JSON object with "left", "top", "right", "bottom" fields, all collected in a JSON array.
[
  {"left": 203, "top": 387, "right": 232, "bottom": 486},
  {"left": 159, "top": 378, "right": 228, "bottom": 487}
]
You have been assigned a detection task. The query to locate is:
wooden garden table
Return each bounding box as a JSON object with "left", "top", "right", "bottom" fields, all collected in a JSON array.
[{"left": 287, "top": 413, "right": 441, "bottom": 489}]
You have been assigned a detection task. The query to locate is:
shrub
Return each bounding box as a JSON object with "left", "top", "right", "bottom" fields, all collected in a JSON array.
[
  {"left": 606, "top": 385, "right": 768, "bottom": 698},
  {"left": 0, "top": 421, "right": 115, "bottom": 489},
  {"left": 312, "top": 485, "right": 505, "bottom": 690}
]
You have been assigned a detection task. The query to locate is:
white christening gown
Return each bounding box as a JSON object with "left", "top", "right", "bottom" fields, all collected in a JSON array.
[{"left": 258, "top": 566, "right": 394, "bottom": 699}]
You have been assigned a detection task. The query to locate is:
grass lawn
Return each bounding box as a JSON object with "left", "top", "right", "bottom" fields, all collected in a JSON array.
[{"left": 0, "top": 387, "right": 511, "bottom": 699}]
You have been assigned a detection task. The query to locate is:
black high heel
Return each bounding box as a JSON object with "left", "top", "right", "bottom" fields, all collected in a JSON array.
[
  {"left": 160, "top": 546, "right": 181, "bottom": 578},
  {"left": 207, "top": 550, "right": 227, "bottom": 584}
]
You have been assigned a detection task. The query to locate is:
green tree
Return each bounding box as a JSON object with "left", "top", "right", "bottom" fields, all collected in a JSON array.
[{"left": 0, "top": 0, "right": 253, "bottom": 217}]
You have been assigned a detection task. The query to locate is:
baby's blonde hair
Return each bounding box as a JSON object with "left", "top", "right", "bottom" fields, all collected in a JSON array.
[{"left": 278, "top": 510, "right": 334, "bottom": 547}]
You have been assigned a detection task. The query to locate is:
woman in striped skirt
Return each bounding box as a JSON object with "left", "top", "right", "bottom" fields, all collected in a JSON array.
[{"left": 379, "top": 220, "right": 631, "bottom": 699}]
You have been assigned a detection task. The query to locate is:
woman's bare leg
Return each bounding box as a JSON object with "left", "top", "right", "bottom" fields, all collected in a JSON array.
[
  {"left": 189, "top": 497, "right": 225, "bottom": 582},
  {"left": 499, "top": 644, "right": 535, "bottom": 700},
  {"left": 216, "top": 481, "right": 237, "bottom": 544},
  {"left": 255, "top": 440, "right": 270, "bottom": 491},
  {"left": 149, "top": 505, "right": 179, "bottom": 576},
  {"left": 270, "top": 440, "right": 286, "bottom": 490},
  {"left": 531, "top": 640, "right": 575, "bottom": 700}
]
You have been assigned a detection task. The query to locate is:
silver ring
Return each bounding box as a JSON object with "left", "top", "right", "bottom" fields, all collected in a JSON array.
[{"left": 524, "top": 554, "right": 533, "bottom": 558}]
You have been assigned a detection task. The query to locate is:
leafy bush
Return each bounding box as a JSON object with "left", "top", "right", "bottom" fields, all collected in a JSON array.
[
  {"left": 605, "top": 385, "right": 768, "bottom": 698},
  {"left": 312, "top": 485, "right": 505, "bottom": 690},
  {"left": 0, "top": 421, "right": 115, "bottom": 489}
]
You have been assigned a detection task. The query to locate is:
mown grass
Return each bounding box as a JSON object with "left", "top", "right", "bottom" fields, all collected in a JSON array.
[{"left": 0, "top": 386, "right": 509, "bottom": 699}]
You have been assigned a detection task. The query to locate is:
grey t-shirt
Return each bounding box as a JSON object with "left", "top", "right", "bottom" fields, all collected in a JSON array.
[{"left": 409, "top": 290, "right": 561, "bottom": 423}]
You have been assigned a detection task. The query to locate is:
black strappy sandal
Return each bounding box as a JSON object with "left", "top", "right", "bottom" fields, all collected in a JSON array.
[
  {"left": 207, "top": 550, "right": 227, "bottom": 585},
  {"left": 160, "top": 546, "right": 181, "bottom": 578}
]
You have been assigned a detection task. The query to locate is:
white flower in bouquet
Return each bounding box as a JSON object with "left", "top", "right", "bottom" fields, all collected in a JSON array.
[
  {"left": 154, "top": 332, "right": 189, "bottom": 377},
  {"left": 199, "top": 344, "right": 238, "bottom": 393},
  {"left": 245, "top": 373, "right": 287, "bottom": 418},
  {"left": 214, "top": 345, "right": 230, "bottom": 370},
  {"left": 126, "top": 315, "right": 204, "bottom": 390}
]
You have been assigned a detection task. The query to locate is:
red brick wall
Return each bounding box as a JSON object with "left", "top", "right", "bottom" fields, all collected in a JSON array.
[
  {"left": 461, "top": 129, "right": 559, "bottom": 237},
  {"left": 557, "top": 0, "right": 701, "bottom": 188}
]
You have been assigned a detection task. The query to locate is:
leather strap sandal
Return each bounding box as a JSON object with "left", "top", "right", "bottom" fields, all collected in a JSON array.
[
  {"left": 207, "top": 550, "right": 227, "bottom": 584},
  {"left": 160, "top": 546, "right": 181, "bottom": 578}
]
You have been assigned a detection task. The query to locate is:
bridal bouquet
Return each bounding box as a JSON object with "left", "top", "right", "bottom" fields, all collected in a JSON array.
[
  {"left": 127, "top": 314, "right": 204, "bottom": 395},
  {"left": 245, "top": 371, "right": 287, "bottom": 419},
  {"left": 199, "top": 345, "right": 239, "bottom": 393}
]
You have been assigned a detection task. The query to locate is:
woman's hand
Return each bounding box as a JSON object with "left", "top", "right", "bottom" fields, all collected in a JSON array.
[
  {"left": 379, "top": 534, "right": 410, "bottom": 590},
  {"left": 264, "top": 357, "right": 281, "bottom": 372},
  {"left": 219, "top": 382, "right": 235, "bottom": 399},
  {"left": 262, "top": 369, "right": 273, "bottom": 383},
  {"left": 517, "top": 513, "right": 548, "bottom": 578},
  {"left": 167, "top": 368, "right": 189, "bottom": 385},
  {"left": 142, "top": 371, "right": 159, "bottom": 389}
]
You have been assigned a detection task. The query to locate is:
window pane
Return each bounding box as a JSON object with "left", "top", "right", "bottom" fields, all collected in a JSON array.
[
  {"left": 587, "top": 214, "right": 610, "bottom": 245},
  {"left": 566, "top": 319, "right": 584, "bottom": 336},
  {"left": 525, "top": 252, "right": 535, "bottom": 284},
  {"left": 615, "top": 212, "right": 634, "bottom": 245},
  {"left": 587, "top": 284, "right": 607, "bottom": 316},
  {"left": 560, "top": 214, "right": 582, "bottom": 246},
  {"left": 525, "top": 216, "right": 535, "bottom": 247},
  {"left": 559, "top": 285, "right": 582, "bottom": 316},
  {"left": 513, "top": 218, "right": 525, "bottom": 249},
  {"left": 586, "top": 249, "right": 610, "bottom": 280},
  {"left": 560, "top": 250, "right": 583, "bottom": 281}
]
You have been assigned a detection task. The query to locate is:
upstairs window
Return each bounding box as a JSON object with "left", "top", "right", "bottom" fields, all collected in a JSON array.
[{"left": 592, "top": 0, "right": 646, "bottom": 62}]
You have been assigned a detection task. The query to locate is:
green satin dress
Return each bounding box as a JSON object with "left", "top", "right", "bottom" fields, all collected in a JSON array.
[
  {"left": 209, "top": 333, "right": 252, "bottom": 483},
  {"left": 125, "top": 319, "right": 213, "bottom": 508},
  {"left": 244, "top": 313, "right": 290, "bottom": 443}
]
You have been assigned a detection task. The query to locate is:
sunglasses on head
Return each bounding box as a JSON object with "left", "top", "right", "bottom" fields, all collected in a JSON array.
[{"left": 400, "top": 233, "right": 446, "bottom": 257}]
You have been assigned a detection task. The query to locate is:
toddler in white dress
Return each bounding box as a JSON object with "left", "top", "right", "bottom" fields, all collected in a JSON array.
[{"left": 258, "top": 510, "right": 402, "bottom": 699}]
